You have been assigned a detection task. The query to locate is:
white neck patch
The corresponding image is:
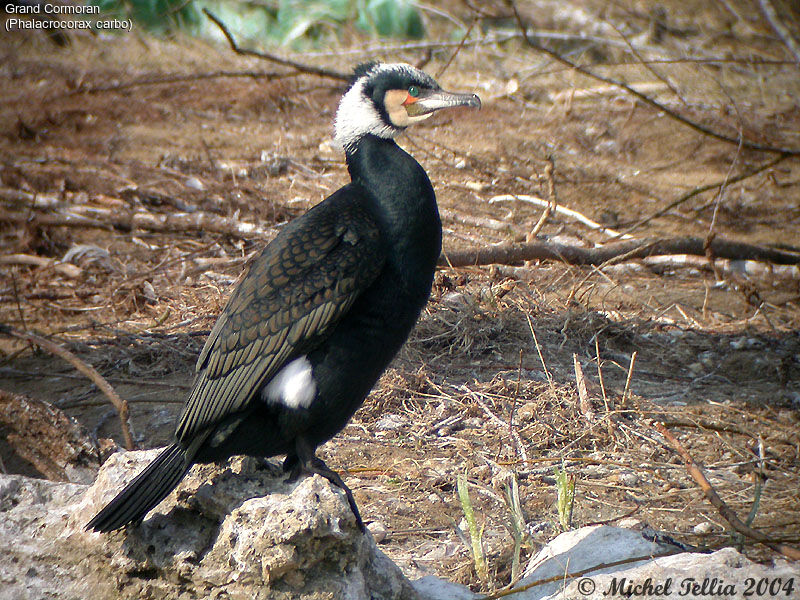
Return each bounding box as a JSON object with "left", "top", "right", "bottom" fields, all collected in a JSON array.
[{"left": 333, "top": 76, "right": 398, "bottom": 151}]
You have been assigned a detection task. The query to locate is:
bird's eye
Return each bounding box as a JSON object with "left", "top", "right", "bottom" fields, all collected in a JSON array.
[{"left": 408, "top": 85, "right": 420, "bottom": 97}]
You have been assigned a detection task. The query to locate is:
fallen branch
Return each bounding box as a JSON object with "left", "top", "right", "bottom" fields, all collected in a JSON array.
[
  {"left": 0, "top": 186, "right": 60, "bottom": 208},
  {"left": 0, "top": 253, "right": 82, "bottom": 278},
  {"left": 653, "top": 422, "right": 800, "bottom": 561},
  {"left": 0, "top": 325, "right": 134, "bottom": 450},
  {"left": 637, "top": 255, "right": 799, "bottom": 280},
  {"left": 439, "top": 236, "right": 800, "bottom": 268},
  {"left": 0, "top": 206, "right": 276, "bottom": 240},
  {"left": 203, "top": 9, "right": 349, "bottom": 82}
]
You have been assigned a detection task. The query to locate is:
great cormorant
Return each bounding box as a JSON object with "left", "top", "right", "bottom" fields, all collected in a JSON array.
[{"left": 87, "top": 62, "right": 480, "bottom": 533}]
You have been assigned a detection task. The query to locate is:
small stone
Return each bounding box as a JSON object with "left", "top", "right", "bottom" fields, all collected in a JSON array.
[
  {"left": 374, "top": 414, "right": 404, "bottom": 431},
  {"left": 442, "top": 292, "right": 468, "bottom": 308},
  {"left": 184, "top": 176, "right": 205, "bottom": 191},
  {"left": 687, "top": 362, "right": 704, "bottom": 376},
  {"left": 617, "top": 472, "right": 639, "bottom": 487},
  {"left": 693, "top": 521, "right": 714, "bottom": 534},
  {"left": 367, "top": 521, "right": 388, "bottom": 543},
  {"left": 730, "top": 337, "right": 747, "bottom": 350},
  {"left": 617, "top": 518, "right": 644, "bottom": 530},
  {"left": 465, "top": 180, "right": 485, "bottom": 192}
]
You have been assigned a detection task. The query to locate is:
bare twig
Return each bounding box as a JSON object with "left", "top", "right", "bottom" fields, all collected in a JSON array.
[
  {"left": 490, "top": 194, "right": 633, "bottom": 240},
  {"left": 623, "top": 148, "right": 786, "bottom": 236},
  {"left": 0, "top": 325, "right": 135, "bottom": 450},
  {"left": 605, "top": 17, "right": 688, "bottom": 107},
  {"left": 466, "top": 386, "right": 529, "bottom": 464},
  {"left": 573, "top": 354, "right": 594, "bottom": 423},
  {"left": 483, "top": 550, "right": 681, "bottom": 599},
  {"left": 439, "top": 208, "right": 517, "bottom": 234},
  {"left": 436, "top": 18, "right": 477, "bottom": 79},
  {"left": 203, "top": 9, "right": 349, "bottom": 81},
  {"left": 0, "top": 186, "right": 59, "bottom": 208},
  {"left": 506, "top": 0, "right": 800, "bottom": 156},
  {"left": 526, "top": 314, "right": 555, "bottom": 393},
  {"left": 508, "top": 349, "right": 523, "bottom": 454},
  {"left": 653, "top": 422, "right": 800, "bottom": 561},
  {"left": 528, "top": 158, "right": 557, "bottom": 240},
  {"left": 621, "top": 351, "right": 637, "bottom": 407},
  {"left": 627, "top": 254, "right": 800, "bottom": 280},
  {"left": 757, "top": 0, "right": 800, "bottom": 64},
  {"left": 55, "top": 70, "right": 291, "bottom": 99}
]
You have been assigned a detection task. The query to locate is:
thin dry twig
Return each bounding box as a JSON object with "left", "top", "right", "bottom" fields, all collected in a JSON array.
[
  {"left": 491, "top": 194, "right": 633, "bottom": 240},
  {"left": 573, "top": 354, "right": 594, "bottom": 423},
  {"left": 55, "top": 70, "right": 291, "bottom": 99},
  {"left": 621, "top": 351, "right": 637, "bottom": 408},
  {"left": 526, "top": 314, "right": 555, "bottom": 393},
  {"left": 653, "top": 422, "right": 800, "bottom": 561},
  {"left": 757, "top": 0, "right": 800, "bottom": 64},
  {"left": 506, "top": 0, "right": 800, "bottom": 156},
  {"left": 439, "top": 208, "right": 517, "bottom": 235},
  {"left": 605, "top": 17, "right": 688, "bottom": 108},
  {"left": 528, "top": 158, "right": 557, "bottom": 240},
  {"left": 482, "top": 549, "right": 682, "bottom": 599},
  {"left": 465, "top": 385, "right": 529, "bottom": 464},
  {"left": 0, "top": 325, "right": 135, "bottom": 450},
  {"left": 435, "top": 17, "right": 477, "bottom": 79},
  {"left": 203, "top": 9, "right": 349, "bottom": 81},
  {"left": 625, "top": 152, "right": 788, "bottom": 236}
]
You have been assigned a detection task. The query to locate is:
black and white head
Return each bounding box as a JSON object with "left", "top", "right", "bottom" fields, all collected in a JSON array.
[{"left": 334, "top": 62, "right": 481, "bottom": 151}]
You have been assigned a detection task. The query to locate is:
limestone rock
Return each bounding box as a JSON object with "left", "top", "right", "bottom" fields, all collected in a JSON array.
[
  {"left": 513, "top": 525, "right": 799, "bottom": 600},
  {"left": 1, "top": 448, "right": 424, "bottom": 600}
]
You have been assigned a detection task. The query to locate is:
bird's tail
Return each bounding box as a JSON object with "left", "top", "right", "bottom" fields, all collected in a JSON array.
[{"left": 86, "top": 442, "right": 191, "bottom": 532}]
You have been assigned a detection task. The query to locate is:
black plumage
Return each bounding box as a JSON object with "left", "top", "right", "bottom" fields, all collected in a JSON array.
[{"left": 87, "top": 62, "right": 480, "bottom": 533}]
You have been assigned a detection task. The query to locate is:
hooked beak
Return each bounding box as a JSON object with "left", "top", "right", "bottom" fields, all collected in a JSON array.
[{"left": 405, "top": 89, "right": 482, "bottom": 117}]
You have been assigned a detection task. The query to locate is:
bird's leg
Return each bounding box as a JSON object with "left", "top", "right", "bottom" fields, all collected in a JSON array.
[
  {"left": 282, "top": 453, "right": 300, "bottom": 480},
  {"left": 293, "top": 437, "right": 365, "bottom": 532}
]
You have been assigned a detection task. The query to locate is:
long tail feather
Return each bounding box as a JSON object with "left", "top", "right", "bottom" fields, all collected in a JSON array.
[{"left": 86, "top": 443, "right": 190, "bottom": 532}]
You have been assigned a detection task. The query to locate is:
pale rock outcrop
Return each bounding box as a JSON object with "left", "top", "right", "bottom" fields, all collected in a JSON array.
[{"left": 2, "top": 449, "right": 422, "bottom": 600}]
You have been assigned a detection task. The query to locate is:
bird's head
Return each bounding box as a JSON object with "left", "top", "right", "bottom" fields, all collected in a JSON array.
[{"left": 334, "top": 62, "right": 481, "bottom": 151}]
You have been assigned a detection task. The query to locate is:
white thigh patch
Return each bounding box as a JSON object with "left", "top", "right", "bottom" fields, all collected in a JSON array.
[{"left": 264, "top": 356, "right": 317, "bottom": 409}]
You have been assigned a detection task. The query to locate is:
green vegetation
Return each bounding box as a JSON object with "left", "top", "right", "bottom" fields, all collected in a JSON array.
[
  {"left": 92, "top": 0, "right": 200, "bottom": 35},
  {"left": 457, "top": 473, "right": 489, "bottom": 585},
  {"left": 554, "top": 464, "right": 576, "bottom": 532},
  {"left": 90, "top": 0, "right": 425, "bottom": 44},
  {"left": 503, "top": 472, "right": 528, "bottom": 583}
]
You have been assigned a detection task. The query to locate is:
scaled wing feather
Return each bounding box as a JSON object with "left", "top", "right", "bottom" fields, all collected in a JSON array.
[{"left": 175, "top": 198, "right": 383, "bottom": 443}]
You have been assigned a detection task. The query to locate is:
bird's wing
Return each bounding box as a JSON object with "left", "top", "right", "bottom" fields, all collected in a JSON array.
[{"left": 174, "top": 195, "right": 384, "bottom": 443}]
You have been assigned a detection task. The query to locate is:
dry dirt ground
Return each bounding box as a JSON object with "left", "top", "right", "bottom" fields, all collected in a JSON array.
[{"left": 1, "top": 0, "right": 800, "bottom": 592}]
